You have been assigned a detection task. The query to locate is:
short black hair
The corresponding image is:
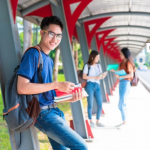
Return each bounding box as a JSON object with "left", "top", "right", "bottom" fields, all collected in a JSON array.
[{"left": 40, "top": 16, "right": 63, "bottom": 31}]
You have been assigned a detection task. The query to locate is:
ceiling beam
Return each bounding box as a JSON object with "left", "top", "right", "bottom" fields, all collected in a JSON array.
[
  {"left": 17, "top": 10, "right": 40, "bottom": 25},
  {"left": 20, "top": 0, "right": 81, "bottom": 26},
  {"left": 49, "top": 0, "right": 59, "bottom": 6},
  {"left": 97, "top": 25, "right": 150, "bottom": 32},
  {"left": 114, "top": 45, "right": 142, "bottom": 52},
  {"left": 109, "top": 45, "right": 141, "bottom": 51},
  {"left": 119, "top": 46, "right": 141, "bottom": 50},
  {"left": 79, "top": 11, "right": 150, "bottom": 22},
  {"left": 86, "top": 6, "right": 92, "bottom": 16},
  {"left": 107, "top": 34, "right": 150, "bottom": 39},
  {"left": 118, "top": 43, "right": 143, "bottom": 47},
  {"left": 76, "top": 21, "right": 81, "bottom": 27},
  {"left": 129, "top": 0, "right": 132, "bottom": 12},
  {"left": 21, "top": 0, "right": 50, "bottom": 16},
  {"left": 113, "top": 40, "right": 145, "bottom": 44}
]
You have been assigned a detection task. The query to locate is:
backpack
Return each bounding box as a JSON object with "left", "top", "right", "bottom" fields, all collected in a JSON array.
[
  {"left": 77, "top": 64, "right": 90, "bottom": 88},
  {"left": 125, "top": 61, "right": 139, "bottom": 86},
  {"left": 77, "top": 64, "right": 101, "bottom": 88},
  {"left": 3, "top": 45, "right": 45, "bottom": 132},
  {"left": 131, "top": 70, "right": 139, "bottom": 86}
]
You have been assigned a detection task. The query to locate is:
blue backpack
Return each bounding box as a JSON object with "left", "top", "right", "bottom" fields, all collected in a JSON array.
[{"left": 3, "top": 45, "right": 46, "bottom": 132}]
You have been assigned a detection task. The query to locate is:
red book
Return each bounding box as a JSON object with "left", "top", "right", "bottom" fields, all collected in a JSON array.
[
  {"left": 55, "top": 87, "right": 82, "bottom": 98},
  {"left": 54, "top": 84, "right": 88, "bottom": 102}
]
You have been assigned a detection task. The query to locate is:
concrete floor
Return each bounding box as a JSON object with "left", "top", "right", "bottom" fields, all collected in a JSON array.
[{"left": 87, "top": 81, "right": 150, "bottom": 150}]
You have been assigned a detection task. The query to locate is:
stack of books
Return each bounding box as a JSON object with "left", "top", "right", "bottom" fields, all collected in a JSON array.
[{"left": 54, "top": 84, "right": 88, "bottom": 102}]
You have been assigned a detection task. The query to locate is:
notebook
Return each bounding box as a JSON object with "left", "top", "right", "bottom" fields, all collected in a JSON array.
[
  {"left": 107, "top": 64, "right": 119, "bottom": 71},
  {"left": 115, "top": 69, "right": 127, "bottom": 80}
]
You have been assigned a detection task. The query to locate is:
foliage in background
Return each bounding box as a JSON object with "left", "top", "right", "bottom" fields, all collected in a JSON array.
[
  {"left": 144, "top": 63, "right": 148, "bottom": 67},
  {"left": 19, "top": 32, "right": 24, "bottom": 50},
  {"left": 146, "top": 52, "right": 150, "bottom": 67},
  {"left": 17, "top": 17, "right": 41, "bottom": 52},
  {"left": 77, "top": 44, "right": 84, "bottom": 70},
  {"left": 73, "top": 43, "right": 80, "bottom": 51},
  {"left": 0, "top": 91, "right": 11, "bottom": 150},
  {"left": 49, "top": 48, "right": 56, "bottom": 61},
  {"left": 134, "top": 62, "right": 138, "bottom": 68}
]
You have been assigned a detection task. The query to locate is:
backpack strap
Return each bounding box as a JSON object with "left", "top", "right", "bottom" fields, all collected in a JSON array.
[
  {"left": 24, "top": 45, "right": 43, "bottom": 69},
  {"left": 87, "top": 64, "right": 90, "bottom": 76},
  {"left": 82, "top": 63, "right": 90, "bottom": 76},
  {"left": 125, "top": 60, "right": 135, "bottom": 82},
  {"left": 24, "top": 45, "right": 49, "bottom": 101}
]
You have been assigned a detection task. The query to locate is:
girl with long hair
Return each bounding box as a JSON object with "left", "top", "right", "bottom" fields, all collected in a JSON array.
[
  {"left": 112, "top": 47, "right": 135, "bottom": 127},
  {"left": 83, "top": 50, "right": 107, "bottom": 127}
]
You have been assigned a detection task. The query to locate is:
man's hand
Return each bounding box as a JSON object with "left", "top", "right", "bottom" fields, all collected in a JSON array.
[
  {"left": 65, "top": 89, "right": 83, "bottom": 103},
  {"left": 57, "top": 82, "right": 75, "bottom": 93}
]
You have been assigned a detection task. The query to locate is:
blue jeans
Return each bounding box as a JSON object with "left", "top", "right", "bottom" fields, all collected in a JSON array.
[
  {"left": 119, "top": 80, "right": 131, "bottom": 121},
  {"left": 85, "top": 82, "right": 103, "bottom": 120},
  {"left": 34, "top": 108, "right": 88, "bottom": 150}
]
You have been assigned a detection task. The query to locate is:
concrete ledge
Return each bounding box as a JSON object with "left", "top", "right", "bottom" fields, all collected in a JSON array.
[{"left": 138, "top": 75, "right": 150, "bottom": 92}]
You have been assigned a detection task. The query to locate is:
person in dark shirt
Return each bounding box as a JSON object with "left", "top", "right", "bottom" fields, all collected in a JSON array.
[{"left": 17, "top": 16, "right": 88, "bottom": 150}]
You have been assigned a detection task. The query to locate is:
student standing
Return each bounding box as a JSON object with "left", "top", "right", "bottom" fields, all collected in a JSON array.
[
  {"left": 83, "top": 50, "right": 107, "bottom": 127},
  {"left": 112, "top": 47, "right": 134, "bottom": 127}
]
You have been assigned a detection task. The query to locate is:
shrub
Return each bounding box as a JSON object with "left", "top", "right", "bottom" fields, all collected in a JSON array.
[
  {"left": 144, "top": 63, "right": 148, "bottom": 67},
  {"left": 134, "top": 63, "right": 138, "bottom": 68}
]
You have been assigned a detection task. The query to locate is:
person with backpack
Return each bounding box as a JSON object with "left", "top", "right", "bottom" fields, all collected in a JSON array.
[
  {"left": 111, "top": 47, "right": 135, "bottom": 127},
  {"left": 16, "top": 16, "right": 88, "bottom": 150},
  {"left": 82, "top": 50, "right": 107, "bottom": 128}
]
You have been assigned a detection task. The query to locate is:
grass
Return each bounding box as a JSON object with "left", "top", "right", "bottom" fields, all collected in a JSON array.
[
  {"left": 0, "top": 73, "right": 88, "bottom": 150},
  {"left": 57, "top": 73, "right": 65, "bottom": 82},
  {"left": 0, "top": 90, "right": 11, "bottom": 150}
]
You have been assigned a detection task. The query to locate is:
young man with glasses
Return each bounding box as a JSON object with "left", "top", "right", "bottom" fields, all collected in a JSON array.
[{"left": 17, "top": 16, "right": 88, "bottom": 150}]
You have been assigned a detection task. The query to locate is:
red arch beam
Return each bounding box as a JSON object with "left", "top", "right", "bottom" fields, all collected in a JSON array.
[{"left": 63, "top": 0, "right": 92, "bottom": 42}]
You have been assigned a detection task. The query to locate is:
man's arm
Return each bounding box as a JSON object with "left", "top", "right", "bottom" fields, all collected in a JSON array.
[{"left": 17, "top": 76, "right": 75, "bottom": 95}]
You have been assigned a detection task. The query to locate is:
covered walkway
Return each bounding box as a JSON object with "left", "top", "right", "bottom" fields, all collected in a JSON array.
[
  {"left": 0, "top": 0, "right": 150, "bottom": 149},
  {"left": 87, "top": 81, "right": 150, "bottom": 150}
]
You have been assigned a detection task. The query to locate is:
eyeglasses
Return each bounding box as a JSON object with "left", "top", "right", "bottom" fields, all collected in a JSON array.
[{"left": 42, "top": 30, "right": 62, "bottom": 41}]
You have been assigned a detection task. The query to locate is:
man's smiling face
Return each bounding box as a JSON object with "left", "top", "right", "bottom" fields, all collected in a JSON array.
[{"left": 40, "top": 24, "right": 62, "bottom": 51}]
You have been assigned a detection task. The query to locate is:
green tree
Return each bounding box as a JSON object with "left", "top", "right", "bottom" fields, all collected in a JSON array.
[
  {"left": 134, "top": 62, "right": 138, "bottom": 68},
  {"left": 146, "top": 52, "right": 150, "bottom": 67},
  {"left": 17, "top": 17, "right": 23, "bottom": 51}
]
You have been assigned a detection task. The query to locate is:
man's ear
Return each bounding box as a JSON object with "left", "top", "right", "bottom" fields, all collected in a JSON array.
[{"left": 40, "top": 30, "right": 44, "bottom": 37}]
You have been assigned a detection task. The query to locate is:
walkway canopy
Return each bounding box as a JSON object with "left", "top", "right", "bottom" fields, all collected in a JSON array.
[
  {"left": 15, "top": 0, "right": 150, "bottom": 60},
  {"left": 0, "top": 0, "right": 149, "bottom": 150}
]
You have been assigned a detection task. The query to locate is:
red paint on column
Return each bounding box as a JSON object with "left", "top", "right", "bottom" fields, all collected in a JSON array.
[{"left": 10, "top": 0, "right": 18, "bottom": 24}]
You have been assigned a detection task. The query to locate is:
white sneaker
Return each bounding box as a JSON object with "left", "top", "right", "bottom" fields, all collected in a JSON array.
[
  {"left": 90, "top": 122, "right": 96, "bottom": 128},
  {"left": 96, "top": 122, "right": 105, "bottom": 127}
]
